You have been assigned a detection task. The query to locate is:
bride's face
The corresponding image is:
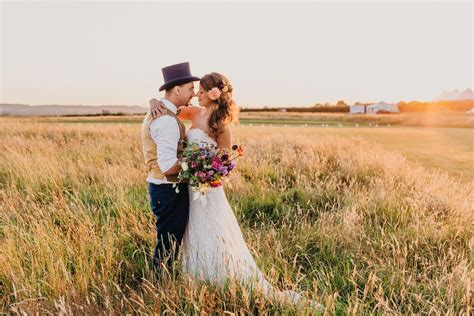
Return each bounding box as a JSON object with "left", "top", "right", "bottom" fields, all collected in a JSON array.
[{"left": 197, "top": 84, "right": 213, "bottom": 108}]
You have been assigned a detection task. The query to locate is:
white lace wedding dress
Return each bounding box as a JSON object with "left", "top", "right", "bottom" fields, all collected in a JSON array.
[{"left": 181, "top": 128, "right": 318, "bottom": 307}]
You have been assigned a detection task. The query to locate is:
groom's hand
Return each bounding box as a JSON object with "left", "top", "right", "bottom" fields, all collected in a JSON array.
[{"left": 149, "top": 98, "right": 167, "bottom": 119}]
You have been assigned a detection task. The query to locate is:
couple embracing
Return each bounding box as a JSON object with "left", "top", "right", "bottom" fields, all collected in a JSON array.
[{"left": 141, "top": 62, "right": 320, "bottom": 308}]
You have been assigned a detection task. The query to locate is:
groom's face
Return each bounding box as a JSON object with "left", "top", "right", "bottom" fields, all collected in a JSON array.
[{"left": 176, "top": 82, "right": 196, "bottom": 107}]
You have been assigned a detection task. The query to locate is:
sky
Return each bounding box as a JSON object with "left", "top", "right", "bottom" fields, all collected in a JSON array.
[{"left": 1, "top": 0, "right": 473, "bottom": 107}]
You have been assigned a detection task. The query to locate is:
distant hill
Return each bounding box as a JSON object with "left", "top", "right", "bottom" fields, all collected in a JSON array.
[
  {"left": 435, "top": 88, "right": 473, "bottom": 101},
  {"left": 0, "top": 104, "right": 148, "bottom": 116}
]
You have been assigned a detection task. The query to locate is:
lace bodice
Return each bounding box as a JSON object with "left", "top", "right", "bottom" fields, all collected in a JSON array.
[{"left": 186, "top": 128, "right": 216, "bottom": 146}]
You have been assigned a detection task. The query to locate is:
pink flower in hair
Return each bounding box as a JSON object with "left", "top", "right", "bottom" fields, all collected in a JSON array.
[{"left": 208, "top": 87, "right": 221, "bottom": 101}]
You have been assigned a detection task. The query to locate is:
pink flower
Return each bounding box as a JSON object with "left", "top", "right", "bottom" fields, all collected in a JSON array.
[
  {"left": 208, "top": 87, "right": 221, "bottom": 101},
  {"left": 196, "top": 171, "right": 207, "bottom": 179},
  {"left": 211, "top": 159, "right": 222, "bottom": 170}
]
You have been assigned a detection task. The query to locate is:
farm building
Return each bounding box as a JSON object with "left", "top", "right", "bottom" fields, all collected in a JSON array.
[
  {"left": 366, "top": 102, "right": 399, "bottom": 114},
  {"left": 349, "top": 105, "right": 365, "bottom": 114}
]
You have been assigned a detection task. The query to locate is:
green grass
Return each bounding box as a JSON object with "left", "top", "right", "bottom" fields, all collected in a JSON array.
[{"left": 240, "top": 119, "right": 375, "bottom": 126}]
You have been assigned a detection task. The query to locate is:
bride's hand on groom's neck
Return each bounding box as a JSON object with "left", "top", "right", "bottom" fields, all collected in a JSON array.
[{"left": 149, "top": 98, "right": 167, "bottom": 119}]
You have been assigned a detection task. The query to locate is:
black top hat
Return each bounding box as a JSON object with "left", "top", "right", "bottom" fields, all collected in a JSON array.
[{"left": 159, "top": 62, "right": 200, "bottom": 91}]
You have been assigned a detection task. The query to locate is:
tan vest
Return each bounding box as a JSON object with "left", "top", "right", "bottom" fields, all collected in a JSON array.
[{"left": 141, "top": 109, "right": 186, "bottom": 183}]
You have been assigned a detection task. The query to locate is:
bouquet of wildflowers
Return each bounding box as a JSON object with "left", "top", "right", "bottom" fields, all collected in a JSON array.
[{"left": 177, "top": 142, "right": 243, "bottom": 199}]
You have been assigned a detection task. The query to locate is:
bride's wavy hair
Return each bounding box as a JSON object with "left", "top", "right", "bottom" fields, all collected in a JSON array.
[{"left": 200, "top": 72, "right": 239, "bottom": 139}]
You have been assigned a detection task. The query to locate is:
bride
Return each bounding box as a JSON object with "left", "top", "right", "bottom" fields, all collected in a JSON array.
[{"left": 150, "top": 73, "right": 320, "bottom": 307}]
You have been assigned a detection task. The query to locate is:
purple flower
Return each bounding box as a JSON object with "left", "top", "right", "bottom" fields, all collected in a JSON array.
[{"left": 220, "top": 168, "right": 229, "bottom": 176}]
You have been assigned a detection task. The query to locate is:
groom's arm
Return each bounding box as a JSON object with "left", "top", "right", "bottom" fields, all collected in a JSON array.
[{"left": 149, "top": 116, "right": 181, "bottom": 177}]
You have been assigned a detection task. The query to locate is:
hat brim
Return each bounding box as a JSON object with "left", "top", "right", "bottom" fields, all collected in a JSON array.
[{"left": 159, "top": 76, "right": 200, "bottom": 91}]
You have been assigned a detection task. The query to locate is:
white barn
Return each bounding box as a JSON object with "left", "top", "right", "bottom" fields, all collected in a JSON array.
[
  {"left": 366, "top": 102, "right": 399, "bottom": 114},
  {"left": 349, "top": 105, "right": 365, "bottom": 114}
]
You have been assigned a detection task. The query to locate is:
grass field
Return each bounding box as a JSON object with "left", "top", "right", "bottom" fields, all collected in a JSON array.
[
  {"left": 272, "top": 126, "right": 473, "bottom": 182},
  {"left": 239, "top": 111, "right": 474, "bottom": 128},
  {"left": 0, "top": 117, "right": 472, "bottom": 314},
  {"left": 5, "top": 113, "right": 472, "bottom": 181}
]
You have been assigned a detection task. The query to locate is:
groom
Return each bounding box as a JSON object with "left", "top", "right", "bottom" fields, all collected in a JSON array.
[{"left": 141, "top": 62, "right": 199, "bottom": 274}]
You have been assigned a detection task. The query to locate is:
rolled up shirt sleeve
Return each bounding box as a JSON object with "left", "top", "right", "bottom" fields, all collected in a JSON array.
[{"left": 149, "top": 116, "right": 180, "bottom": 174}]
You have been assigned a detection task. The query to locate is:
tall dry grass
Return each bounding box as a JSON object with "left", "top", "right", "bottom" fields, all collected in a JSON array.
[{"left": 0, "top": 120, "right": 472, "bottom": 314}]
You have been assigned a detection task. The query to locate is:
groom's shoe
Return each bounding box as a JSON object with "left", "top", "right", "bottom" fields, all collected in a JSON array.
[
  {"left": 152, "top": 259, "right": 184, "bottom": 287},
  {"left": 152, "top": 258, "right": 172, "bottom": 283},
  {"left": 152, "top": 241, "right": 181, "bottom": 282}
]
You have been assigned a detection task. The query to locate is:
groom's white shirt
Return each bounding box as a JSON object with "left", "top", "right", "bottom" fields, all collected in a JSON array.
[{"left": 147, "top": 98, "right": 180, "bottom": 185}]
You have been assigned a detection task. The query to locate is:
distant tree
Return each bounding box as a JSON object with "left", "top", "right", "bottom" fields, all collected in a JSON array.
[
  {"left": 398, "top": 100, "right": 473, "bottom": 112},
  {"left": 336, "top": 100, "right": 347, "bottom": 107}
]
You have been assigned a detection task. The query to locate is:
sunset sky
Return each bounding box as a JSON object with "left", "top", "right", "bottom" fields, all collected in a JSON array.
[{"left": 1, "top": 0, "right": 472, "bottom": 107}]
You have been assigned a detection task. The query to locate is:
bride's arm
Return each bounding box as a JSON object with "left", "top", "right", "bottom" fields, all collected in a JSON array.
[
  {"left": 177, "top": 105, "right": 202, "bottom": 121},
  {"left": 216, "top": 125, "right": 232, "bottom": 150}
]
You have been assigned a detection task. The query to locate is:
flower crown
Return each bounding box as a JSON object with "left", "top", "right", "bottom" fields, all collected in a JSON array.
[{"left": 208, "top": 85, "right": 230, "bottom": 101}]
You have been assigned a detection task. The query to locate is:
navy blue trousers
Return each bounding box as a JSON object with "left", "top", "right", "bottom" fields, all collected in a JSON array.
[{"left": 148, "top": 182, "right": 189, "bottom": 273}]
